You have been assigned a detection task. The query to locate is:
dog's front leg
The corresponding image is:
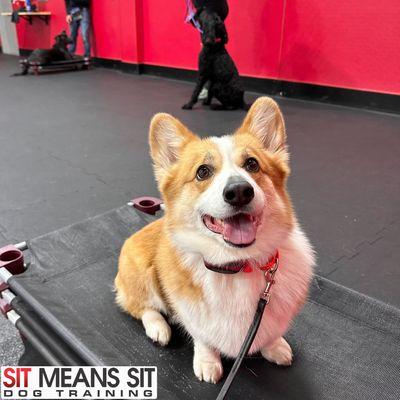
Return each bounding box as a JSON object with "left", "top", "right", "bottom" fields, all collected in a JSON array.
[
  {"left": 182, "top": 75, "right": 207, "bottom": 109},
  {"left": 261, "top": 336, "right": 293, "bottom": 366},
  {"left": 193, "top": 339, "right": 223, "bottom": 383}
]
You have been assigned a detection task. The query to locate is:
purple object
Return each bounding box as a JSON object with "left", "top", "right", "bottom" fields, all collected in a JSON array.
[{"left": 185, "top": 0, "right": 202, "bottom": 32}]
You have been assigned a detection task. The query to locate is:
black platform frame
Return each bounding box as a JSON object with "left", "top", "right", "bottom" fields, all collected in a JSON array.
[{"left": 1, "top": 205, "right": 399, "bottom": 400}]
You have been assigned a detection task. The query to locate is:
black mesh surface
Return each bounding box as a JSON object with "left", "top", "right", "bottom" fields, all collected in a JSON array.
[{"left": 11, "top": 206, "right": 400, "bottom": 400}]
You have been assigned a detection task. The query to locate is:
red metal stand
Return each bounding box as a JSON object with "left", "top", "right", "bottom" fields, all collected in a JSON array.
[
  {"left": 131, "top": 196, "right": 163, "bottom": 215},
  {"left": 0, "top": 244, "right": 25, "bottom": 275}
]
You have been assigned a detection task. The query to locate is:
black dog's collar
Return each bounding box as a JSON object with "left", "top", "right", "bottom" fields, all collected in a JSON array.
[
  {"left": 203, "top": 251, "right": 280, "bottom": 275},
  {"left": 203, "top": 260, "right": 247, "bottom": 274}
]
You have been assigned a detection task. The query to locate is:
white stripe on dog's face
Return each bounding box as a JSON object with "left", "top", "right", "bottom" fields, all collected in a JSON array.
[{"left": 195, "top": 135, "right": 265, "bottom": 220}]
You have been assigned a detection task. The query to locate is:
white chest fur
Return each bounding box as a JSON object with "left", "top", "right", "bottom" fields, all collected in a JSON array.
[{"left": 172, "top": 227, "right": 314, "bottom": 358}]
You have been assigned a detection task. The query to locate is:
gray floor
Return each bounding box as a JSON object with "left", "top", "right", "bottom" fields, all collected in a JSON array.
[{"left": 0, "top": 54, "right": 399, "bottom": 365}]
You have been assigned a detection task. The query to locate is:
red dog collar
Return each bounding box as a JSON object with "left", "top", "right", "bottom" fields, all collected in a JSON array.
[
  {"left": 204, "top": 251, "right": 279, "bottom": 274},
  {"left": 243, "top": 250, "right": 279, "bottom": 273}
]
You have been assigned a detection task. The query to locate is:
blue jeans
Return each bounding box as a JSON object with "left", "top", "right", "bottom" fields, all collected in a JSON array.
[{"left": 69, "top": 7, "right": 91, "bottom": 57}]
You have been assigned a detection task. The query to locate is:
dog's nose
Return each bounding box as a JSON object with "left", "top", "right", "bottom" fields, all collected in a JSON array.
[{"left": 223, "top": 177, "right": 254, "bottom": 207}]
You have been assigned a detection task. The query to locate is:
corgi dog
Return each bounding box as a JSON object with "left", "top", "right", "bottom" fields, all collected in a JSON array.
[{"left": 115, "top": 97, "right": 314, "bottom": 384}]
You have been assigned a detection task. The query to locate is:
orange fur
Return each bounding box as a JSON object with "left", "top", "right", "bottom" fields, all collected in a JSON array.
[
  {"left": 115, "top": 217, "right": 203, "bottom": 319},
  {"left": 115, "top": 95, "right": 295, "bottom": 328},
  {"left": 115, "top": 97, "right": 314, "bottom": 383}
]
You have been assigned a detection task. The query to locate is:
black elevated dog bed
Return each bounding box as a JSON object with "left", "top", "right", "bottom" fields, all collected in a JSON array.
[
  {"left": 1, "top": 205, "right": 399, "bottom": 399},
  {"left": 19, "top": 56, "right": 91, "bottom": 75}
]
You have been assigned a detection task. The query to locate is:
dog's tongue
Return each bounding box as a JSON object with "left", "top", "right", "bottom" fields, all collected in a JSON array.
[{"left": 223, "top": 214, "right": 257, "bottom": 246}]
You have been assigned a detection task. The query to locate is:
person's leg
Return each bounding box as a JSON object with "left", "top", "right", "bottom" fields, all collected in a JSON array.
[
  {"left": 69, "top": 18, "right": 80, "bottom": 56},
  {"left": 80, "top": 7, "right": 91, "bottom": 58}
]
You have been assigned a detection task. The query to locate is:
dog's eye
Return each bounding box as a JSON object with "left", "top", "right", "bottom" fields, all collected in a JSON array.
[
  {"left": 244, "top": 157, "right": 259, "bottom": 173},
  {"left": 196, "top": 165, "right": 213, "bottom": 181}
]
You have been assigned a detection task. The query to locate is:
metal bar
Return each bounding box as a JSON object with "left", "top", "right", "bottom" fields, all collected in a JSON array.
[
  {"left": 6, "top": 276, "right": 104, "bottom": 366},
  {"left": 2, "top": 288, "right": 15, "bottom": 304},
  {"left": 15, "top": 318, "right": 63, "bottom": 365},
  {"left": 2, "top": 289, "right": 84, "bottom": 365},
  {"left": 12, "top": 298, "right": 84, "bottom": 366},
  {"left": 0, "top": 267, "right": 12, "bottom": 283},
  {"left": 14, "top": 241, "right": 28, "bottom": 251},
  {"left": 6, "top": 309, "right": 20, "bottom": 325}
]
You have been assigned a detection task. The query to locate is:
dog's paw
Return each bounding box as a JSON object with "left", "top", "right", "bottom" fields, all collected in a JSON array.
[
  {"left": 261, "top": 337, "right": 293, "bottom": 366},
  {"left": 193, "top": 341, "right": 223, "bottom": 384},
  {"left": 142, "top": 310, "right": 171, "bottom": 346},
  {"left": 193, "top": 358, "right": 223, "bottom": 384},
  {"left": 182, "top": 103, "right": 193, "bottom": 110},
  {"left": 145, "top": 319, "right": 171, "bottom": 346}
]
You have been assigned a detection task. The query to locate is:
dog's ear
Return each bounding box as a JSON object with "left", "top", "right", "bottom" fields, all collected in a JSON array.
[
  {"left": 193, "top": 7, "right": 204, "bottom": 24},
  {"left": 238, "top": 97, "right": 286, "bottom": 152},
  {"left": 149, "top": 113, "right": 197, "bottom": 181}
]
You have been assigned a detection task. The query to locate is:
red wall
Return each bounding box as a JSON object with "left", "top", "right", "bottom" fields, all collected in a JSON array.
[
  {"left": 278, "top": 0, "right": 400, "bottom": 95},
  {"left": 14, "top": 0, "right": 400, "bottom": 95},
  {"left": 15, "top": 0, "right": 62, "bottom": 50}
]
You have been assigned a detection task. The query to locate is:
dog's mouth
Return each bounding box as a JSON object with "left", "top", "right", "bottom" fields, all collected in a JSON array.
[{"left": 202, "top": 213, "right": 260, "bottom": 247}]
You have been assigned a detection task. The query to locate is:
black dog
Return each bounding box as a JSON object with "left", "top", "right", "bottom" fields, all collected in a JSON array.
[
  {"left": 19, "top": 31, "right": 73, "bottom": 75},
  {"left": 182, "top": 9, "right": 248, "bottom": 110}
]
